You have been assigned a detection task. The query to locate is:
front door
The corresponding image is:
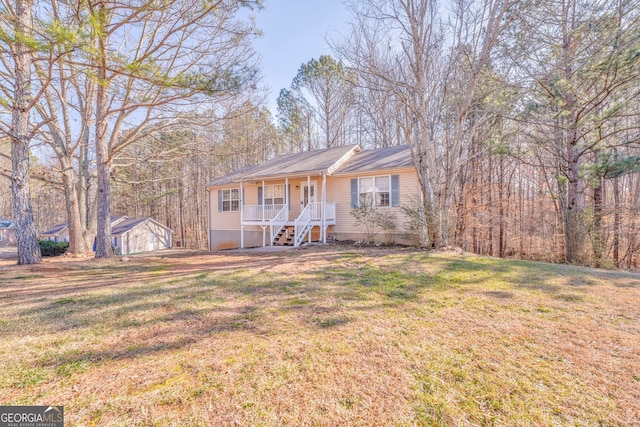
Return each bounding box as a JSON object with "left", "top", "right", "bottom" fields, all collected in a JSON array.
[{"left": 300, "top": 181, "right": 317, "bottom": 207}]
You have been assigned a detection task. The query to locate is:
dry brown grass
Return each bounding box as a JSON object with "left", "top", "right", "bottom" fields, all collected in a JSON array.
[{"left": 0, "top": 245, "right": 639, "bottom": 426}]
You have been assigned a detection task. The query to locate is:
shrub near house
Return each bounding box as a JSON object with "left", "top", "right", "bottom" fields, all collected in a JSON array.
[{"left": 38, "top": 240, "right": 69, "bottom": 257}]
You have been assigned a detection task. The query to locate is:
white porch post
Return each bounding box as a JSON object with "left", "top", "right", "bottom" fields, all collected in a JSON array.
[
  {"left": 307, "top": 175, "right": 311, "bottom": 243},
  {"left": 262, "top": 179, "right": 265, "bottom": 222},
  {"left": 322, "top": 173, "right": 327, "bottom": 243},
  {"left": 261, "top": 225, "right": 266, "bottom": 247},
  {"left": 206, "top": 189, "right": 211, "bottom": 251},
  {"left": 285, "top": 177, "right": 289, "bottom": 210},
  {"left": 240, "top": 182, "right": 244, "bottom": 248}
]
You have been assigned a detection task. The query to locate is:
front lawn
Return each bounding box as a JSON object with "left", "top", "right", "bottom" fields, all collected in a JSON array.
[{"left": 0, "top": 247, "right": 638, "bottom": 425}]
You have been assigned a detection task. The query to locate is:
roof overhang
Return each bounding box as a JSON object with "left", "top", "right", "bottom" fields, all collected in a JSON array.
[{"left": 330, "top": 165, "right": 416, "bottom": 177}]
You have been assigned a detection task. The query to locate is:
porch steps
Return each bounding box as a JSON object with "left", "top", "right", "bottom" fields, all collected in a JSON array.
[
  {"left": 294, "top": 223, "right": 313, "bottom": 247},
  {"left": 273, "top": 226, "right": 295, "bottom": 246}
]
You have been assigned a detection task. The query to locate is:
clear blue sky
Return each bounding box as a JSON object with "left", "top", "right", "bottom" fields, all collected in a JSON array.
[{"left": 253, "top": 0, "right": 351, "bottom": 114}]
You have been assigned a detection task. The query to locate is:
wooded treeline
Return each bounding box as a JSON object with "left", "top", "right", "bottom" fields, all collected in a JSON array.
[{"left": 1, "top": 0, "right": 639, "bottom": 267}]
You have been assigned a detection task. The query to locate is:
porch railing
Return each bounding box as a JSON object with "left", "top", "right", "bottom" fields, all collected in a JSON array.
[
  {"left": 307, "top": 202, "right": 336, "bottom": 221},
  {"left": 325, "top": 202, "right": 336, "bottom": 221},
  {"left": 309, "top": 202, "right": 321, "bottom": 220},
  {"left": 244, "top": 202, "right": 336, "bottom": 224},
  {"left": 243, "top": 204, "right": 286, "bottom": 222},
  {"left": 269, "top": 205, "right": 288, "bottom": 243},
  {"left": 294, "top": 203, "right": 312, "bottom": 247}
]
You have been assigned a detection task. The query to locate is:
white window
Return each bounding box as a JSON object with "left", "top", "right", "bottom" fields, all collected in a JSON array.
[
  {"left": 359, "top": 176, "right": 390, "bottom": 207},
  {"left": 221, "top": 188, "right": 240, "bottom": 212},
  {"left": 264, "top": 184, "right": 284, "bottom": 205}
]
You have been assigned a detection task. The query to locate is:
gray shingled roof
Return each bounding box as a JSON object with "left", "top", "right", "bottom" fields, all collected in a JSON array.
[
  {"left": 111, "top": 217, "right": 173, "bottom": 236},
  {"left": 0, "top": 218, "right": 16, "bottom": 229},
  {"left": 206, "top": 145, "right": 359, "bottom": 187},
  {"left": 111, "top": 217, "right": 148, "bottom": 235},
  {"left": 41, "top": 222, "right": 68, "bottom": 235},
  {"left": 206, "top": 165, "right": 258, "bottom": 187},
  {"left": 333, "top": 145, "right": 413, "bottom": 174},
  {"left": 206, "top": 144, "right": 415, "bottom": 187}
]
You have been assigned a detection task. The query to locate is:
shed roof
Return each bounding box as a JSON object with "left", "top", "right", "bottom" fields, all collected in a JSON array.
[
  {"left": 0, "top": 218, "right": 16, "bottom": 229},
  {"left": 206, "top": 145, "right": 359, "bottom": 187},
  {"left": 111, "top": 217, "right": 148, "bottom": 235},
  {"left": 111, "top": 217, "right": 173, "bottom": 236},
  {"left": 333, "top": 145, "right": 413, "bottom": 174},
  {"left": 41, "top": 222, "right": 68, "bottom": 235}
]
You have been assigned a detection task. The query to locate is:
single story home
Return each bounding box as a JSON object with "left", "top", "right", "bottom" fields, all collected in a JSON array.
[
  {"left": 41, "top": 216, "right": 173, "bottom": 255},
  {"left": 0, "top": 218, "right": 17, "bottom": 247},
  {"left": 205, "top": 144, "right": 422, "bottom": 250}
]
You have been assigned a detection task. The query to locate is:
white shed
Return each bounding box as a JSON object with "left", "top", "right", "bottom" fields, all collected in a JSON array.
[{"left": 111, "top": 217, "right": 173, "bottom": 255}]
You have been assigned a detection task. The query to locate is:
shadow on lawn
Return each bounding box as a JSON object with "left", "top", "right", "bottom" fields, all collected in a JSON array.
[
  {"left": 5, "top": 247, "right": 640, "bottom": 374},
  {"left": 5, "top": 251, "right": 443, "bottom": 373}
]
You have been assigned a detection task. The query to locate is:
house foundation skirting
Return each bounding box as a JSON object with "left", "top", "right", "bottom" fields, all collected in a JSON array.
[{"left": 210, "top": 230, "right": 262, "bottom": 251}]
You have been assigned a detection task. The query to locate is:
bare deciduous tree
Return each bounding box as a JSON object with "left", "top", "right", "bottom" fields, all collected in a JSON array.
[{"left": 0, "top": 0, "right": 44, "bottom": 264}]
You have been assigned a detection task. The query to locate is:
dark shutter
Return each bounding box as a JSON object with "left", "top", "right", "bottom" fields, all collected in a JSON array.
[
  {"left": 242, "top": 188, "right": 245, "bottom": 206},
  {"left": 288, "top": 184, "right": 291, "bottom": 210},
  {"left": 391, "top": 175, "right": 400, "bottom": 207},
  {"left": 218, "top": 190, "right": 223, "bottom": 212},
  {"left": 351, "top": 178, "right": 358, "bottom": 207},
  {"left": 258, "top": 187, "right": 263, "bottom": 205}
]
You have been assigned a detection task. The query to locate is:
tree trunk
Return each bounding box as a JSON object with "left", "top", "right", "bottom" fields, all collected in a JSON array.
[
  {"left": 487, "top": 152, "right": 493, "bottom": 256},
  {"left": 613, "top": 177, "right": 620, "bottom": 267},
  {"left": 10, "top": 0, "right": 41, "bottom": 265},
  {"left": 564, "top": 138, "right": 584, "bottom": 264},
  {"left": 79, "top": 132, "right": 97, "bottom": 251},
  {"left": 592, "top": 176, "right": 604, "bottom": 267},
  {"left": 60, "top": 157, "right": 85, "bottom": 253},
  {"left": 415, "top": 153, "right": 438, "bottom": 248},
  {"left": 94, "top": 1, "right": 113, "bottom": 258},
  {"left": 498, "top": 154, "right": 505, "bottom": 258}
]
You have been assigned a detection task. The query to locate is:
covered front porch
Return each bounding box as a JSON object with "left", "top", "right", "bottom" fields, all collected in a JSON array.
[{"left": 238, "top": 175, "right": 336, "bottom": 248}]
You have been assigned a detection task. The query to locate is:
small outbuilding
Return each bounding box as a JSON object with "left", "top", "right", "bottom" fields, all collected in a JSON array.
[
  {"left": 111, "top": 217, "right": 173, "bottom": 255},
  {"left": 41, "top": 216, "right": 172, "bottom": 254},
  {"left": 0, "top": 218, "right": 17, "bottom": 247}
]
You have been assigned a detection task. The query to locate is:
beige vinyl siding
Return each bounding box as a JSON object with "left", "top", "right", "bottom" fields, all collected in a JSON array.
[
  {"left": 327, "top": 168, "right": 420, "bottom": 240},
  {"left": 209, "top": 187, "right": 242, "bottom": 230}
]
